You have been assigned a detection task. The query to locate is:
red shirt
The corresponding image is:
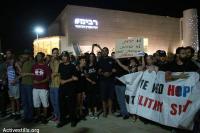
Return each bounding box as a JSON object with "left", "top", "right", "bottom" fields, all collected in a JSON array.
[{"left": 32, "top": 63, "right": 51, "bottom": 89}]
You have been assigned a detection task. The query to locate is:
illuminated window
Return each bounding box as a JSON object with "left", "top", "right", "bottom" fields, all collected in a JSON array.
[{"left": 33, "top": 36, "right": 60, "bottom": 56}]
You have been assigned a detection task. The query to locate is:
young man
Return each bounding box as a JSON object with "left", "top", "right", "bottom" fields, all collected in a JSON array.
[
  {"left": 32, "top": 52, "right": 51, "bottom": 124},
  {"left": 185, "top": 46, "right": 200, "bottom": 71},
  {"left": 49, "top": 48, "right": 60, "bottom": 122},
  {"left": 185, "top": 46, "right": 195, "bottom": 61},
  {"left": 154, "top": 50, "right": 168, "bottom": 71},
  {"left": 5, "top": 49, "right": 21, "bottom": 120},
  {"left": 165, "top": 47, "right": 198, "bottom": 82},
  {"left": 97, "top": 46, "right": 116, "bottom": 117},
  {"left": 57, "top": 51, "right": 78, "bottom": 128},
  {"left": 20, "top": 49, "right": 35, "bottom": 122}
]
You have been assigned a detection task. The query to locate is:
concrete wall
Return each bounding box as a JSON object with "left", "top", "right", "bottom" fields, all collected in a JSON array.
[{"left": 50, "top": 5, "right": 181, "bottom": 54}]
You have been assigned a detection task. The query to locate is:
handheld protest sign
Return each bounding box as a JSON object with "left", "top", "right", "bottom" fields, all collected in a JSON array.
[{"left": 115, "top": 38, "right": 144, "bottom": 58}]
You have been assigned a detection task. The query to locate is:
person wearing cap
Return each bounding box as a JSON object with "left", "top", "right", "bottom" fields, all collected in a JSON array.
[
  {"left": 155, "top": 50, "right": 168, "bottom": 71},
  {"left": 57, "top": 51, "right": 79, "bottom": 128},
  {"left": 20, "top": 49, "right": 35, "bottom": 122}
]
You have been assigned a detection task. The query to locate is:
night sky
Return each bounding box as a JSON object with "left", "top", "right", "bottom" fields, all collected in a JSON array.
[{"left": 0, "top": 0, "right": 199, "bottom": 53}]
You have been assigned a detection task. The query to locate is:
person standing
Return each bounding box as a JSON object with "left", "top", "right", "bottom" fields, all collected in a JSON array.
[
  {"left": 49, "top": 48, "right": 60, "bottom": 123},
  {"left": 5, "top": 49, "right": 21, "bottom": 120},
  {"left": 76, "top": 56, "right": 87, "bottom": 120},
  {"left": 32, "top": 52, "right": 51, "bottom": 124},
  {"left": 57, "top": 51, "right": 79, "bottom": 128},
  {"left": 20, "top": 50, "right": 34, "bottom": 122},
  {"left": 85, "top": 53, "right": 98, "bottom": 119},
  {"left": 97, "top": 46, "right": 116, "bottom": 117}
]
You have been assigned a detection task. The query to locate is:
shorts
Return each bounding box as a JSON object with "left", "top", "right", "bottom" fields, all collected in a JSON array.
[
  {"left": 8, "top": 85, "right": 20, "bottom": 99},
  {"left": 33, "top": 88, "right": 49, "bottom": 108},
  {"left": 99, "top": 79, "right": 115, "bottom": 101}
]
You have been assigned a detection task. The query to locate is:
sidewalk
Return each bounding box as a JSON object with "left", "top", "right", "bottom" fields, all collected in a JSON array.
[{"left": 0, "top": 115, "right": 171, "bottom": 133}]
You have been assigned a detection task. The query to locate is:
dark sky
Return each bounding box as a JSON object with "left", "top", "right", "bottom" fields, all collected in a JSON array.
[{"left": 0, "top": 0, "right": 199, "bottom": 53}]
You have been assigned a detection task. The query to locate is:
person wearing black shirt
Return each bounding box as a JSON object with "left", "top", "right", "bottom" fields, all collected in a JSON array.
[
  {"left": 85, "top": 53, "right": 98, "bottom": 119},
  {"left": 97, "top": 47, "right": 116, "bottom": 117},
  {"left": 185, "top": 47, "right": 200, "bottom": 72},
  {"left": 114, "top": 58, "right": 130, "bottom": 119},
  {"left": 76, "top": 56, "right": 87, "bottom": 120},
  {"left": 154, "top": 50, "right": 168, "bottom": 71},
  {"left": 165, "top": 47, "right": 198, "bottom": 82},
  {"left": 57, "top": 51, "right": 78, "bottom": 128}
]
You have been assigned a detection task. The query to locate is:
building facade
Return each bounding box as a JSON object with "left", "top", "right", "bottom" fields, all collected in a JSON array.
[{"left": 33, "top": 5, "right": 198, "bottom": 55}]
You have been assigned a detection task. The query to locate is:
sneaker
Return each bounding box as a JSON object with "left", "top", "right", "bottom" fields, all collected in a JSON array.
[
  {"left": 131, "top": 115, "right": 137, "bottom": 122},
  {"left": 57, "top": 122, "right": 65, "bottom": 128},
  {"left": 88, "top": 112, "right": 94, "bottom": 119},
  {"left": 1, "top": 112, "right": 7, "bottom": 117},
  {"left": 34, "top": 117, "right": 40, "bottom": 123},
  {"left": 41, "top": 117, "right": 48, "bottom": 124},
  {"left": 103, "top": 112, "right": 107, "bottom": 118},
  {"left": 80, "top": 115, "right": 87, "bottom": 121},
  {"left": 123, "top": 115, "right": 129, "bottom": 120},
  {"left": 8, "top": 114, "right": 16, "bottom": 119},
  {"left": 93, "top": 112, "right": 99, "bottom": 119},
  {"left": 56, "top": 119, "right": 69, "bottom": 128},
  {"left": 52, "top": 116, "right": 58, "bottom": 122},
  {"left": 21, "top": 118, "right": 32, "bottom": 123},
  {"left": 71, "top": 121, "right": 77, "bottom": 127},
  {"left": 14, "top": 114, "right": 21, "bottom": 120},
  {"left": 115, "top": 114, "right": 122, "bottom": 117}
]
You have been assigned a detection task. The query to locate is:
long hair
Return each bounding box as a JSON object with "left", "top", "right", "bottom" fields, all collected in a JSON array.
[{"left": 89, "top": 53, "right": 97, "bottom": 66}]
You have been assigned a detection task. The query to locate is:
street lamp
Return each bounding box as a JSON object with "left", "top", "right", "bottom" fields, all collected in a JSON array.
[
  {"left": 34, "top": 26, "right": 44, "bottom": 40},
  {"left": 34, "top": 26, "right": 44, "bottom": 55}
]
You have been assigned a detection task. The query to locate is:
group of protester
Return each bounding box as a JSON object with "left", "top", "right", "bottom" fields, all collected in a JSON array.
[{"left": 0, "top": 44, "right": 200, "bottom": 130}]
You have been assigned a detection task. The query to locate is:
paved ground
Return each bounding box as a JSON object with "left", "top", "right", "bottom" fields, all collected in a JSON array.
[{"left": 0, "top": 115, "right": 172, "bottom": 133}]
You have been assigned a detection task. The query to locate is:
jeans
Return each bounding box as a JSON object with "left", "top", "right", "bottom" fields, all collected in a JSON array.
[
  {"left": 115, "top": 85, "right": 129, "bottom": 116},
  {"left": 50, "top": 88, "right": 60, "bottom": 119},
  {"left": 21, "top": 84, "right": 33, "bottom": 120}
]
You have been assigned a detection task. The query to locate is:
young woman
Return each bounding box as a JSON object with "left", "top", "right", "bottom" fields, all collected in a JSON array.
[
  {"left": 85, "top": 53, "right": 98, "bottom": 119},
  {"left": 76, "top": 56, "right": 87, "bottom": 120}
]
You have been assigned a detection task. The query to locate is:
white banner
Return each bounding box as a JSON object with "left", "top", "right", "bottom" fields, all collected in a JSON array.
[{"left": 119, "top": 71, "right": 200, "bottom": 130}]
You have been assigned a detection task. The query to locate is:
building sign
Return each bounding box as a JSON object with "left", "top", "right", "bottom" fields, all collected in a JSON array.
[
  {"left": 74, "top": 18, "right": 98, "bottom": 29},
  {"left": 115, "top": 38, "right": 144, "bottom": 58}
]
